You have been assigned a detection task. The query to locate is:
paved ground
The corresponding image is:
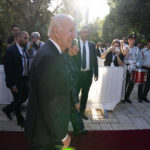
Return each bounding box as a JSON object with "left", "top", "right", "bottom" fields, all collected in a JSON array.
[{"left": 0, "top": 84, "right": 150, "bottom": 131}]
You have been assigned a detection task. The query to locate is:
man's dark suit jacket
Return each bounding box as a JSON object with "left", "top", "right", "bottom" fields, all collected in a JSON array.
[
  {"left": 25, "top": 40, "right": 71, "bottom": 146},
  {"left": 4, "top": 43, "right": 29, "bottom": 88},
  {"left": 73, "top": 40, "right": 98, "bottom": 78}
]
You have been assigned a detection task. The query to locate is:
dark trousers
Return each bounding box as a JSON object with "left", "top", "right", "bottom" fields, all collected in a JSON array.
[
  {"left": 138, "top": 67, "right": 150, "bottom": 99},
  {"left": 71, "top": 107, "right": 85, "bottom": 133},
  {"left": 78, "top": 71, "right": 92, "bottom": 113},
  {"left": 4, "top": 77, "right": 29, "bottom": 120},
  {"left": 125, "top": 70, "right": 135, "bottom": 100},
  {"left": 70, "top": 91, "right": 85, "bottom": 132}
]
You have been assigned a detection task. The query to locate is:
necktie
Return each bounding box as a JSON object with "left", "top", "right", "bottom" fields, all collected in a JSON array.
[
  {"left": 82, "top": 42, "right": 86, "bottom": 69},
  {"left": 22, "top": 49, "right": 28, "bottom": 76}
]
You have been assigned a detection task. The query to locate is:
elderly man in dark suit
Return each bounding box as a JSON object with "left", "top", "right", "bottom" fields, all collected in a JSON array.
[
  {"left": 73, "top": 26, "right": 98, "bottom": 120},
  {"left": 3, "top": 31, "right": 29, "bottom": 128},
  {"left": 25, "top": 14, "right": 75, "bottom": 150}
]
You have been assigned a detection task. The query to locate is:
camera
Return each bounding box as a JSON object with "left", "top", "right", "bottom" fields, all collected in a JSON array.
[
  {"left": 32, "top": 41, "right": 39, "bottom": 49},
  {"left": 115, "top": 47, "right": 120, "bottom": 51}
]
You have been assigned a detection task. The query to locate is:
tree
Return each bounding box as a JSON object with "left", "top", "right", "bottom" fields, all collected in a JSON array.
[
  {"left": 88, "top": 18, "right": 104, "bottom": 43},
  {"left": 102, "top": 0, "right": 150, "bottom": 42},
  {"left": 57, "top": 0, "right": 83, "bottom": 34},
  {"left": 0, "top": 0, "right": 62, "bottom": 42}
]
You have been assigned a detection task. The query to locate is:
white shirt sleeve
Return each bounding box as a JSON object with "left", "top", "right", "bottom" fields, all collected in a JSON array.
[{"left": 61, "top": 134, "right": 68, "bottom": 142}]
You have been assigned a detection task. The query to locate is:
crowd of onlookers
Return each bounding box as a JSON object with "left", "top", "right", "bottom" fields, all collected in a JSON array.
[
  {"left": 0, "top": 25, "right": 45, "bottom": 66},
  {"left": 96, "top": 34, "right": 150, "bottom": 104}
]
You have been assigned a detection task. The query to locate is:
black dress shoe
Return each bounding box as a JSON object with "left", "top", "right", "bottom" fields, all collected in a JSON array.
[
  {"left": 17, "top": 119, "right": 25, "bottom": 128},
  {"left": 80, "top": 113, "right": 88, "bottom": 120},
  {"left": 122, "top": 100, "right": 126, "bottom": 103},
  {"left": 125, "top": 99, "right": 132, "bottom": 103},
  {"left": 74, "top": 129, "right": 88, "bottom": 136},
  {"left": 138, "top": 99, "right": 142, "bottom": 103},
  {"left": 2, "top": 108, "right": 12, "bottom": 120},
  {"left": 143, "top": 98, "right": 150, "bottom": 103},
  {"left": 81, "top": 129, "right": 88, "bottom": 134}
]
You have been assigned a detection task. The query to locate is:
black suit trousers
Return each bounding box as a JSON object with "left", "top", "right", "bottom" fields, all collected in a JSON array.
[
  {"left": 78, "top": 71, "right": 92, "bottom": 113},
  {"left": 125, "top": 70, "right": 135, "bottom": 100},
  {"left": 5, "top": 77, "right": 29, "bottom": 120},
  {"left": 138, "top": 67, "right": 150, "bottom": 99}
]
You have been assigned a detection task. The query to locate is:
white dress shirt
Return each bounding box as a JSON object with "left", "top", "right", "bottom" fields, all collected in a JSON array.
[
  {"left": 16, "top": 42, "right": 28, "bottom": 76},
  {"left": 49, "top": 39, "right": 62, "bottom": 54},
  {"left": 80, "top": 40, "right": 90, "bottom": 71}
]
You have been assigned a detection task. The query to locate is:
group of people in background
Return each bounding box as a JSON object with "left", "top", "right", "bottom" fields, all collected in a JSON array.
[
  {"left": 0, "top": 13, "right": 150, "bottom": 150},
  {"left": 96, "top": 34, "right": 150, "bottom": 104}
]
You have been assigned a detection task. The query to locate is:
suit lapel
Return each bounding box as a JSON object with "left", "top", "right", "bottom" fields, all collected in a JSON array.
[
  {"left": 14, "top": 44, "right": 23, "bottom": 69},
  {"left": 46, "top": 40, "right": 61, "bottom": 57}
]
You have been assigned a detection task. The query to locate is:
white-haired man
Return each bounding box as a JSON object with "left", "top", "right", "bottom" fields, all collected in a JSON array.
[{"left": 25, "top": 14, "right": 75, "bottom": 150}]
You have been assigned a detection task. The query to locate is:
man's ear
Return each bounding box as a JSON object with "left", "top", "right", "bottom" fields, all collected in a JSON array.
[{"left": 54, "top": 26, "right": 59, "bottom": 38}]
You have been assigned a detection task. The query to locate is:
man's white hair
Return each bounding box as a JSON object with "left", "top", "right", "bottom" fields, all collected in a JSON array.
[{"left": 48, "top": 14, "right": 74, "bottom": 36}]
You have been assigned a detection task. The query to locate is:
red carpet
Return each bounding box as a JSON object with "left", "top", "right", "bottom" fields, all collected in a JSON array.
[{"left": 0, "top": 130, "right": 150, "bottom": 150}]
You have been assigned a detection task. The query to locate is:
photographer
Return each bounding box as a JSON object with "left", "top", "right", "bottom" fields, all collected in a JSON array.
[
  {"left": 27, "top": 32, "right": 45, "bottom": 69},
  {"left": 101, "top": 39, "right": 124, "bottom": 67}
]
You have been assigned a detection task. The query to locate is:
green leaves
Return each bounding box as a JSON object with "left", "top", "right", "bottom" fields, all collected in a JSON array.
[
  {"left": 0, "top": 0, "right": 60, "bottom": 42},
  {"left": 102, "top": 0, "right": 150, "bottom": 42}
]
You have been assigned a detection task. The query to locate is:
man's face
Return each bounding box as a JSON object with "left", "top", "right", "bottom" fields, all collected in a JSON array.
[
  {"left": 11, "top": 27, "right": 20, "bottom": 35},
  {"left": 19, "top": 33, "right": 29, "bottom": 48},
  {"left": 128, "top": 38, "right": 135, "bottom": 46},
  {"left": 57, "top": 20, "right": 75, "bottom": 51},
  {"left": 80, "top": 28, "right": 89, "bottom": 41}
]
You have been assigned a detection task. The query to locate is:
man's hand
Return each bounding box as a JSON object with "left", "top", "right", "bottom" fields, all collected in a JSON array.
[
  {"left": 11, "top": 87, "right": 18, "bottom": 93},
  {"left": 75, "top": 102, "right": 80, "bottom": 111},
  {"left": 94, "top": 77, "right": 98, "bottom": 81},
  {"left": 62, "top": 135, "right": 71, "bottom": 148}
]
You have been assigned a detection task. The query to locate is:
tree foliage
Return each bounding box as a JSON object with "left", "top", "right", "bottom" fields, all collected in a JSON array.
[
  {"left": 102, "top": 0, "right": 150, "bottom": 42},
  {"left": 0, "top": 0, "right": 61, "bottom": 42},
  {"left": 88, "top": 18, "right": 104, "bottom": 44}
]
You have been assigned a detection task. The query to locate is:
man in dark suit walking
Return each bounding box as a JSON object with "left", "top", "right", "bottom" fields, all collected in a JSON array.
[
  {"left": 3, "top": 31, "right": 29, "bottom": 127},
  {"left": 74, "top": 26, "right": 98, "bottom": 120},
  {"left": 25, "top": 14, "right": 75, "bottom": 150}
]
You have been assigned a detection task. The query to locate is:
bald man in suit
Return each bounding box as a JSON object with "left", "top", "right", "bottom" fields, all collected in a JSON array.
[{"left": 25, "top": 14, "right": 75, "bottom": 150}]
